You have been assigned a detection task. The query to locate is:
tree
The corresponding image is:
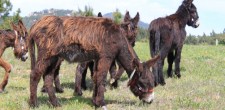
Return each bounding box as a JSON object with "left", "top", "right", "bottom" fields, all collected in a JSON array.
[
  {"left": 0, "top": 0, "right": 12, "bottom": 19},
  {"left": 0, "top": 8, "right": 21, "bottom": 29},
  {"left": 113, "top": 9, "right": 122, "bottom": 24},
  {"left": 210, "top": 30, "right": 216, "bottom": 37},
  {"left": 72, "top": 5, "right": 94, "bottom": 17},
  {"left": 0, "top": 0, "right": 21, "bottom": 29}
]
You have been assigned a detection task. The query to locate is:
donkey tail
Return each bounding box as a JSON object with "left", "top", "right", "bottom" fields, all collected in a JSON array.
[
  {"left": 149, "top": 29, "right": 160, "bottom": 57},
  {"left": 154, "top": 30, "right": 160, "bottom": 55},
  {"left": 28, "top": 35, "right": 36, "bottom": 70}
]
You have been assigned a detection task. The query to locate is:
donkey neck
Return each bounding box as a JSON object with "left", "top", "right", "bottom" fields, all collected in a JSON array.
[
  {"left": 173, "top": 5, "right": 190, "bottom": 28},
  {"left": 0, "top": 30, "right": 16, "bottom": 48},
  {"left": 117, "top": 35, "right": 137, "bottom": 77}
]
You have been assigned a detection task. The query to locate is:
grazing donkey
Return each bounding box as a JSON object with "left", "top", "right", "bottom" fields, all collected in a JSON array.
[
  {"left": 149, "top": 0, "right": 200, "bottom": 86},
  {"left": 0, "top": 20, "right": 28, "bottom": 92},
  {"left": 74, "top": 11, "right": 140, "bottom": 96},
  {"left": 28, "top": 15, "right": 159, "bottom": 108}
]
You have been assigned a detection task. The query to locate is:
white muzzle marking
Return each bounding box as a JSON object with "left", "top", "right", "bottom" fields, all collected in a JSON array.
[
  {"left": 195, "top": 19, "right": 200, "bottom": 27},
  {"left": 142, "top": 92, "right": 154, "bottom": 103}
]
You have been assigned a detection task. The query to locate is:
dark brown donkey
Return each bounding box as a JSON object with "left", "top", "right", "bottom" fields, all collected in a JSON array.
[
  {"left": 28, "top": 15, "right": 159, "bottom": 108},
  {"left": 149, "top": 0, "right": 199, "bottom": 86},
  {"left": 74, "top": 11, "right": 140, "bottom": 96},
  {"left": 0, "top": 20, "right": 28, "bottom": 92}
]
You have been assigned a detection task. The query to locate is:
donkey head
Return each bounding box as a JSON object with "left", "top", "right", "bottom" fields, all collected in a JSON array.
[
  {"left": 10, "top": 20, "right": 28, "bottom": 61},
  {"left": 121, "top": 11, "right": 140, "bottom": 46},
  {"left": 128, "top": 55, "right": 160, "bottom": 103},
  {"left": 97, "top": 12, "right": 103, "bottom": 17},
  {"left": 183, "top": 0, "right": 200, "bottom": 28}
]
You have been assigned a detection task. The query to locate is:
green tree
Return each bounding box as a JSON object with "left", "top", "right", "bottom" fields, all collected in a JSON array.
[
  {"left": 0, "top": 0, "right": 21, "bottom": 29},
  {"left": 113, "top": 9, "right": 122, "bottom": 24},
  {"left": 0, "top": 0, "right": 12, "bottom": 19},
  {"left": 0, "top": 8, "right": 21, "bottom": 29},
  {"left": 210, "top": 30, "right": 216, "bottom": 37},
  {"left": 73, "top": 5, "right": 94, "bottom": 17},
  {"left": 136, "top": 27, "right": 149, "bottom": 41}
]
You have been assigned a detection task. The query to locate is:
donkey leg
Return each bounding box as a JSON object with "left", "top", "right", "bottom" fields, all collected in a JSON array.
[
  {"left": 174, "top": 47, "right": 183, "bottom": 78},
  {"left": 29, "top": 59, "right": 50, "bottom": 107},
  {"left": 92, "top": 58, "right": 112, "bottom": 107},
  {"left": 44, "top": 57, "right": 61, "bottom": 107},
  {"left": 158, "top": 46, "right": 171, "bottom": 85},
  {"left": 53, "top": 59, "right": 64, "bottom": 93},
  {"left": 109, "top": 61, "right": 118, "bottom": 88},
  {"left": 110, "top": 62, "right": 124, "bottom": 88},
  {"left": 54, "top": 60, "right": 64, "bottom": 93},
  {"left": 167, "top": 51, "right": 175, "bottom": 78},
  {"left": 41, "top": 73, "right": 47, "bottom": 93},
  {"left": 0, "top": 58, "right": 11, "bottom": 93},
  {"left": 158, "top": 59, "right": 165, "bottom": 85},
  {"left": 41, "top": 59, "right": 63, "bottom": 93},
  {"left": 81, "top": 62, "right": 90, "bottom": 90},
  {"left": 74, "top": 62, "right": 88, "bottom": 96}
]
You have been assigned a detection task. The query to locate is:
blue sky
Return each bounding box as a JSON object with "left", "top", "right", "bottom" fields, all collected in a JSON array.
[{"left": 11, "top": 0, "right": 225, "bottom": 36}]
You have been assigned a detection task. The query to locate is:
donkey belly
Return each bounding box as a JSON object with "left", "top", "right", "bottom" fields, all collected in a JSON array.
[{"left": 60, "top": 45, "right": 98, "bottom": 63}]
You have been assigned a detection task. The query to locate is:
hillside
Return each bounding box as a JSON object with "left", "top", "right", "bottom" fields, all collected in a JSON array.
[{"left": 22, "top": 9, "right": 149, "bottom": 29}]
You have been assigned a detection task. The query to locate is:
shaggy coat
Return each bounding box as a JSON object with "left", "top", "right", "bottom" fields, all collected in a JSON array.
[
  {"left": 0, "top": 20, "right": 28, "bottom": 92},
  {"left": 28, "top": 16, "right": 159, "bottom": 107},
  {"left": 149, "top": 0, "right": 199, "bottom": 86}
]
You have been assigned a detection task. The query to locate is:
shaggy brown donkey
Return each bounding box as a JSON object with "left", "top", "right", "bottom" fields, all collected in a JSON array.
[
  {"left": 0, "top": 20, "right": 28, "bottom": 92},
  {"left": 40, "top": 12, "right": 107, "bottom": 93},
  {"left": 149, "top": 0, "right": 200, "bottom": 86},
  {"left": 74, "top": 11, "right": 140, "bottom": 96},
  {"left": 28, "top": 15, "right": 159, "bottom": 108}
]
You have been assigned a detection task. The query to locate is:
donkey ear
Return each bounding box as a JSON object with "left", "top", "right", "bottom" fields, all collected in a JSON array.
[
  {"left": 97, "top": 12, "right": 102, "bottom": 17},
  {"left": 10, "top": 22, "right": 18, "bottom": 31},
  {"left": 18, "top": 19, "right": 27, "bottom": 31},
  {"left": 133, "top": 58, "right": 143, "bottom": 72},
  {"left": 146, "top": 55, "right": 160, "bottom": 68},
  {"left": 124, "top": 11, "right": 131, "bottom": 22},
  {"left": 183, "top": 0, "right": 193, "bottom": 6},
  {"left": 133, "top": 12, "right": 140, "bottom": 25}
]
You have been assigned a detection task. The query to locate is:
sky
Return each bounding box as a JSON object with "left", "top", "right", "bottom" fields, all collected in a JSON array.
[{"left": 10, "top": 0, "right": 225, "bottom": 36}]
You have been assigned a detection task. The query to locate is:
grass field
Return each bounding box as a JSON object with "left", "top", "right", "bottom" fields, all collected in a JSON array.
[{"left": 0, "top": 42, "right": 225, "bottom": 110}]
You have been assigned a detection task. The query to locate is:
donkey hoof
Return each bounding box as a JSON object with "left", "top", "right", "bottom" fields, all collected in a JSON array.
[
  {"left": 81, "top": 85, "right": 87, "bottom": 90},
  {"left": 29, "top": 100, "right": 39, "bottom": 108},
  {"left": 159, "top": 81, "right": 166, "bottom": 86},
  {"left": 0, "top": 89, "right": 4, "bottom": 93},
  {"left": 55, "top": 87, "right": 64, "bottom": 93},
  {"left": 110, "top": 81, "right": 118, "bottom": 89},
  {"left": 102, "top": 106, "right": 108, "bottom": 110},
  {"left": 110, "top": 78, "right": 115, "bottom": 84},
  {"left": 41, "top": 87, "right": 47, "bottom": 93},
  {"left": 52, "top": 102, "right": 61, "bottom": 107},
  {"left": 73, "top": 91, "right": 83, "bottom": 96},
  {"left": 177, "top": 74, "right": 181, "bottom": 78}
]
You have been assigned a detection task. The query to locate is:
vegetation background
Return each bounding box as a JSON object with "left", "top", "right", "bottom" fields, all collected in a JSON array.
[{"left": 0, "top": 1, "right": 225, "bottom": 110}]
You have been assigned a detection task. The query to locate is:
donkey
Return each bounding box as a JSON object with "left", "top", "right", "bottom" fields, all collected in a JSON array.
[
  {"left": 0, "top": 20, "right": 28, "bottom": 92},
  {"left": 149, "top": 0, "right": 199, "bottom": 86},
  {"left": 74, "top": 11, "right": 140, "bottom": 96},
  {"left": 28, "top": 15, "right": 159, "bottom": 108},
  {"left": 40, "top": 12, "right": 109, "bottom": 94}
]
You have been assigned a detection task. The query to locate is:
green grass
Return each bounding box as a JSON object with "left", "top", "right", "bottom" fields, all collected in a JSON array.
[{"left": 0, "top": 42, "right": 225, "bottom": 110}]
